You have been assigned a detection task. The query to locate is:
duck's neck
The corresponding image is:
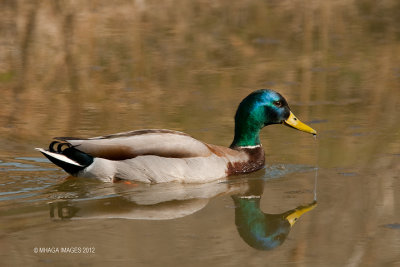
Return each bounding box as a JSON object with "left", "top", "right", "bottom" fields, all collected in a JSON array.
[{"left": 230, "top": 121, "right": 262, "bottom": 148}]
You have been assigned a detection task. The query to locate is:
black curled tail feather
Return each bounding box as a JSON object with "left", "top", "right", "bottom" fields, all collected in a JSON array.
[
  {"left": 43, "top": 141, "right": 94, "bottom": 175},
  {"left": 49, "top": 141, "right": 72, "bottom": 153}
]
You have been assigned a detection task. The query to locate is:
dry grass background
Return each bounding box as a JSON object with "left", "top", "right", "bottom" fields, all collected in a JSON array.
[{"left": 0, "top": 0, "right": 399, "bottom": 141}]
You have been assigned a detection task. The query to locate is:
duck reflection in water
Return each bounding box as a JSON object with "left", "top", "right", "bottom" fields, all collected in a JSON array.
[
  {"left": 49, "top": 175, "right": 316, "bottom": 250},
  {"left": 232, "top": 179, "right": 316, "bottom": 250},
  {"left": 48, "top": 178, "right": 237, "bottom": 220}
]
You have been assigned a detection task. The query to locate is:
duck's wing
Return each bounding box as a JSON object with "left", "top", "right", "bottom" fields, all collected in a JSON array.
[{"left": 55, "top": 129, "right": 213, "bottom": 160}]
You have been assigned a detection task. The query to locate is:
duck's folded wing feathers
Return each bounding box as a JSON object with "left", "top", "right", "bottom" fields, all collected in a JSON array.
[{"left": 55, "top": 129, "right": 212, "bottom": 160}]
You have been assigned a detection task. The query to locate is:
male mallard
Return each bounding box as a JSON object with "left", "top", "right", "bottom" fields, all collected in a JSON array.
[{"left": 36, "top": 89, "right": 316, "bottom": 183}]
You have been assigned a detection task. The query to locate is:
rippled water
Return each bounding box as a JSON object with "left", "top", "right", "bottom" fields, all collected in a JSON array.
[{"left": 1, "top": 1, "right": 400, "bottom": 266}]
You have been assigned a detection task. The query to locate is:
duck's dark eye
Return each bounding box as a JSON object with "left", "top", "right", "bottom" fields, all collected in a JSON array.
[{"left": 273, "top": 101, "right": 283, "bottom": 107}]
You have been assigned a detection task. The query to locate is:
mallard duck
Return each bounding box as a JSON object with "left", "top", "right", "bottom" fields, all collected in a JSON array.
[{"left": 36, "top": 89, "right": 316, "bottom": 183}]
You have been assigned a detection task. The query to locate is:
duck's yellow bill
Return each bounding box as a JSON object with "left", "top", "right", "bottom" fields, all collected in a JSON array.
[
  {"left": 284, "top": 111, "right": 317, "bottom": 135},
  {"left": 286, "top": 201, "right": 317, "bottom": 226}
]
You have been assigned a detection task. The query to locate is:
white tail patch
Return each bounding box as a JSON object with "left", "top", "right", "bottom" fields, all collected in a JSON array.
[{"left": 35, "top": 148, "right": 83, "bottom": 167}]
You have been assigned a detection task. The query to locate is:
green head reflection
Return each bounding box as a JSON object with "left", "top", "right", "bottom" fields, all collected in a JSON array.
[{"left": 231, "top": 178, "right": 317, "bottom": 251}]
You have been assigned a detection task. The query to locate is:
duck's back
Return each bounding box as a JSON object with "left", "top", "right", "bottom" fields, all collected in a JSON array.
[{"left": 57, "top": 129, "right": 212, "bottom": 160}]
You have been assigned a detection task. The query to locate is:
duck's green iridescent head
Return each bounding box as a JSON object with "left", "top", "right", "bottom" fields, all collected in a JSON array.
[{"left": 231, "top": 89, "right": 316, "bottom": 148}]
